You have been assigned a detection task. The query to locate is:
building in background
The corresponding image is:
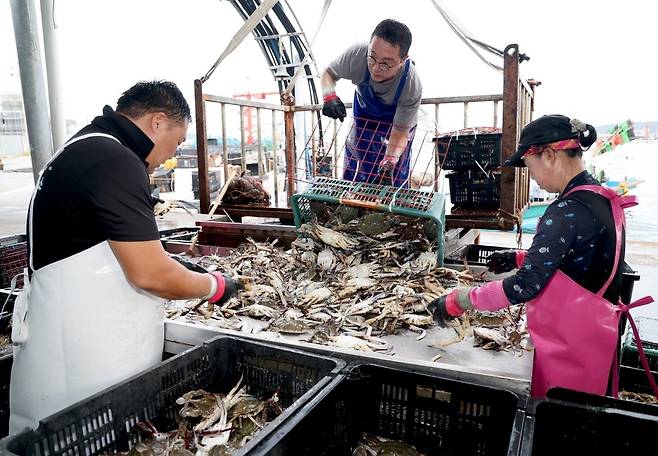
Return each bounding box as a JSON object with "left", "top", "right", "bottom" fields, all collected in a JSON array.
[{"left": 0, "top": 94, "right": 29, "bottom": 157}]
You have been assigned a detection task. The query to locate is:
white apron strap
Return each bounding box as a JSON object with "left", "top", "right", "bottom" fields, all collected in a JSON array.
[{"left": 28, "top": 133, "right": 120, "bottom": 271}]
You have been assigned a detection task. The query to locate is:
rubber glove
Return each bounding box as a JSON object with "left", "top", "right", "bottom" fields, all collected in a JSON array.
[
  {"left": 322, "top": 93, "right": 346, "bottom": 121},
  {"left": 170, "top": 255, "right": 244, "bottom": 305},
  {"left": 428, "top": 289, "right": 471, "bottom": 326},
  {"left": 209, "top": 273, "right": 244, "bottom": 305},
  {"left": 486, "top": 250, "right": 526, "bottom": 274}
]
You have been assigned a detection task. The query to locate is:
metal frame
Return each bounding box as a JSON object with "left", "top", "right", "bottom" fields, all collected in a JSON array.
[{"left": 193, "top": 43, "right": 536, "bottom": 229}]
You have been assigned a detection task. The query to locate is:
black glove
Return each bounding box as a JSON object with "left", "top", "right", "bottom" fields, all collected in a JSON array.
[
  {"left": 322, "top": 94, "right": 346, "bottom": 121},
  {"left": 151, "top": 195, "right": 165, "bottom": 208},
  {"left": 486, "top": 250, "right": 519, "bottom": 274},
  {"left": 170, "top": 255, "right": 208, "bottom": 274},
  {"left": 217, "top": 275, "right": 244, "bottom": 305},
  {"left": 427, "top": 295, "right": 454, "bottom": 327}
]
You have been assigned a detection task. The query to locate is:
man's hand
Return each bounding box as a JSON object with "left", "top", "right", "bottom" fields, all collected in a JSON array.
[
  {"left": 486, "top": 250, "right": 523, "bottom": 274},
  {"left": 209, "top": 273, "right": 244, "bottom": 305},
  {"left": 151, "top": 194, "right": 164, "bottom": 208},
  {"left": 322, "top": 93, "right": 346, "bottom": 121},
  {"left": 169, "top": 255, "right": 243, "bottom": 304},
  {"left": 218, "top": 275, "right": 243, "bottom": 305},
  {"left": 378, "top": 155, "right": 398, "bottom": 174}
]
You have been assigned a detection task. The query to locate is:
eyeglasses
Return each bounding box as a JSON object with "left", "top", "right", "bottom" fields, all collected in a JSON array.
[{"left": 367, "top": 54, "right": 399, "bottom": 72}]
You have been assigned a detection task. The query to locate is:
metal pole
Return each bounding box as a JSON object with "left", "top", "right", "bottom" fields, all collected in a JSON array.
[
  {"left": 272, "top": 110, "right": 279, "bottom": 207},
  {"left": 40, "top": 0, "right": 66, "bottom": 149},
  {"left": 493, "top": 100, "right": 499, "bottom": 128},
  {"left": 311, "top": 111, "right": 317, "bottom": 176},
  {"left": 501, "top": 44, "right": 520, "bottom": 218},
  {"left": 221, "top": 103, "right": 229, "bottom": 183},
  {"left": 240, "top": 105, "right": 246, "bottom": 171},
  {"left": 10, "top": 0, "right": 53, "bottom": 182},
  {"left": 332, "top": 119, "right": 337, "bottom": 178},
  {"left": 194, "top": 79, "right": 210, "bottom": 214},
  {"left": 284, "top": 105, "right": 296, "bottom": 202},
  {"left": 257, "top": 108, "right": 263, "bottom": 176}
]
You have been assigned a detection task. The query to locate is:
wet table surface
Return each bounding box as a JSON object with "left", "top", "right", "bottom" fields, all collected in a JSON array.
[{"left": 165, "top": 309, "right": 533, "bottom": 397}]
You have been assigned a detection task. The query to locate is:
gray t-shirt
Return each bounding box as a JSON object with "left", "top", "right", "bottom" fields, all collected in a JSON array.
[{"left": 327, "top": 42, "right": 422, "bottom": 129}]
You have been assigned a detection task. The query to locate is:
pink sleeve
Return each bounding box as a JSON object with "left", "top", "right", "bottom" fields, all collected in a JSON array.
[
  {"left": 516, "top": 250, "right": 526, "bottom": 268},
  {"left": 468, "top": 280, "right": 511, "bottom": 312}
]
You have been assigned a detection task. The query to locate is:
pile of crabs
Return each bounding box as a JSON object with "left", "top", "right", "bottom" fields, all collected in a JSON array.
[{"left": 166, "top": 209, "right": 530, "bottom": 356}]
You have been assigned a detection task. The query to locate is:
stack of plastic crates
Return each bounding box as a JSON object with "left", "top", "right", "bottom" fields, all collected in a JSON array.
[
  {"left": 291, "top": 176, "right": 446, "bottom": 265},
  {"left": 0, "top": 335, "right": 345, "bottom": 456},
  {"left": 248, "top": 363, "right": 524, "bottom": 455},
  {"left": 434, "top": 129, "right": 502, "bottom": 208}
]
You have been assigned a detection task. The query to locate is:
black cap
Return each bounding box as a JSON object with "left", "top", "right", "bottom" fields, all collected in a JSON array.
[{"left": 505, "top": 114, "right": 594, "bottom": 167}]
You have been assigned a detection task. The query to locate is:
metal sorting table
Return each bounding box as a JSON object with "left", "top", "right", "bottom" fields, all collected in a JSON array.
[
  {"left": 159, "top": 224, "right": 532, "bottom": 397},
  {"left": 165, "top": 265, "right": 532, "bottom": 398}
]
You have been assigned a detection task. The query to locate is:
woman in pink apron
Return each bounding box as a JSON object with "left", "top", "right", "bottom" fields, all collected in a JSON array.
[{"left": 430, "top": 114, "right": 657, "bottom": 398}]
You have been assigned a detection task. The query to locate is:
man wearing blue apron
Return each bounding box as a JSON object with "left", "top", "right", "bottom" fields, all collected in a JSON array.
[
  {"left": 9, "top": 81, "right": 241, "bottom": 433},
  {"left": 321, "top": 19, "right": 422, "bottom": 187}
]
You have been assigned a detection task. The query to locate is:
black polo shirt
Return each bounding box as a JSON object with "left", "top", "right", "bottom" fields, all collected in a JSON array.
[{"left": 29, "top": 106, "right": 159, "bottom": 270}]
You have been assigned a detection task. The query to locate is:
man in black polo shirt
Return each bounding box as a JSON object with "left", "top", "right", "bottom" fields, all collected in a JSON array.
[{"left": 10, "top": 81, "right": 240, "bottom": 433}]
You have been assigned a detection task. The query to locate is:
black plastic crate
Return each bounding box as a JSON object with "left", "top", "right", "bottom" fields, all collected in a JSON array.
[
  {"left": 546, "top": 387, "right": 658, "bottom": 416},
  {"left": 520, "top": 399, "right": 658, "bottom": 455},
  {"left": 621, "top": 316, "right": 658, "bottom": 372},
  {"left": 619, "top": 266, "right": 640, "bottom": 305},
  {"left": 0, "top": 242, "right": 27, "bottom": 289},
  {"left": 448, "top": 170, "right": 501, "bottom": 208},
  {"left": 434, "top": 133, "right": 502, "bottom": 170},
  {"left": 620, "top": 365, "right": 658, "bottom": 396},
  {"left": 252, "top": 364, "right": 523, "bottom": 456},
  {"left": 449, "top": 244, "right": 507, "bottom": 267},
  {"left": 0, "top": 335, "right": 345, "bottom": 456},
  {"left": 0, "top": 355, "right": 11, "bottom": 439}
]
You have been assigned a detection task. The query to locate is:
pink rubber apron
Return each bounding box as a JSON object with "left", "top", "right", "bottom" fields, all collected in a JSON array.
[{"left": 526, "top": 184, "right": 657, "bottom": 398}]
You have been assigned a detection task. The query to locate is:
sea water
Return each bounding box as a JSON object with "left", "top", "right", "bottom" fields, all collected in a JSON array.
[{"left": 593, "top": 142, "right": 658, "bottom": 243}]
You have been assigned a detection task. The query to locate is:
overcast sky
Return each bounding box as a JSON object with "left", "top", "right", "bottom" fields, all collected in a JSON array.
[{"left": 1, "top": 0, "right": 655, "bottom": 130}]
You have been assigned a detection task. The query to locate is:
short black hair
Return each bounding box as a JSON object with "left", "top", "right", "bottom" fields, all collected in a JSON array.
[
  {"left": 371, "top": 19, "right": 412, "bottom": 57},
  {"left": 116, "top": 80, "right": 191, "bottom": 124}
]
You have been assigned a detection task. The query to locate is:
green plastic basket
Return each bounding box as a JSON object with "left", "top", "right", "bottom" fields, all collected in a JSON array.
[{"left": 291, "top": 176, "right": 446, "bottom": 265}]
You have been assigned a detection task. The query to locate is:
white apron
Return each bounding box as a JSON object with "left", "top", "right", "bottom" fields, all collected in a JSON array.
[{"left": 9, "top": 133, "right": 165, "bottom": 434}]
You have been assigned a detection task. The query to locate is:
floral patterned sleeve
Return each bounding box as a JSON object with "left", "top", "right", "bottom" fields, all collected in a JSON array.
[{"left": 502, "top": 198, "right": 594, "bottom": 304}]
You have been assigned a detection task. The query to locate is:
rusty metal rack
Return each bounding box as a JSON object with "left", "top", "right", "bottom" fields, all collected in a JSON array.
[{"left": 193, "top": 44, "right": 534, "bottom": 232}]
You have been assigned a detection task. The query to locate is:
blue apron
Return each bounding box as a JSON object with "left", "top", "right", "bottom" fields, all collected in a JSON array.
[{"left": 343, "top": 59, "right": 414, "bottom": 187}]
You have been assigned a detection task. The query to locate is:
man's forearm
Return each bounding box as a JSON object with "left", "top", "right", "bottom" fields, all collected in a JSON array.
[
  {"left": 385, "top": 127, "right": 411, "bottom": 159},
  {"left": 109, "top": 239, "right": 212, "bottom": 300},
  {"left": 321, "top": 69, "right": 337, "bottom": 96}
]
